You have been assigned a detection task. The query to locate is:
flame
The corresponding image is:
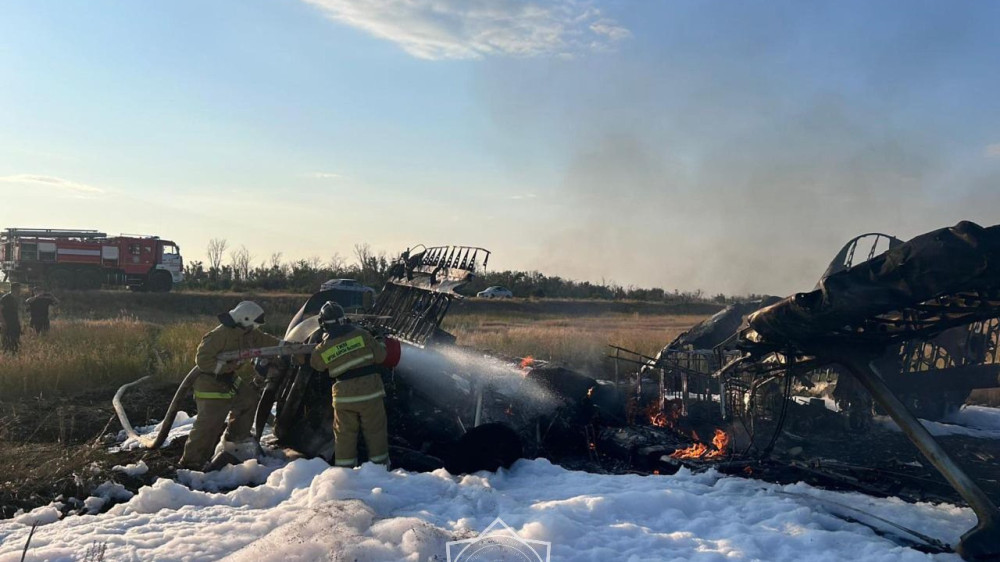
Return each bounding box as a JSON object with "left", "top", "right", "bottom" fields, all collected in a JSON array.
[
  {"left": 520, "top": 356, "right": 535, "bottom": 369},
  {"left": 647, "top": 399, "right": 682, "bottom": 428},
  {"left": 670, "top": 442, "right": 709, "bottom": 459},
  {"left": 711, "top": 428, "right": 729, "bottom": 453},
  {"left": 650, "top": 412, "right": 670, "bottom": 428},
  {"left": 670, "top": 429, "right": 729, "bottom": 460}
]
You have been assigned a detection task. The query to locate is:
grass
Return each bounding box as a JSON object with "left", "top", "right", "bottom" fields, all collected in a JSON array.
[
  {"left": 0, "top": 290, "right": 715, "bottom": 399},
  {"left": 0, "top": 307, "right": 706, "bottom": 398},
  {"left": 443, "top": 312, "right": 707, "bottom": 375},
  {"left": 0, "top": 318, "right": 215, "bottom": 398}
]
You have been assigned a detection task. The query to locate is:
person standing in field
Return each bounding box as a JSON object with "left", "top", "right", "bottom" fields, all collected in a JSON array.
[
  {"left": 0, "top": 283, "right": 22, "bottom": 354},
  {"left": 25, "top": 288, "right": 59, "bottom": 334},
  {"left": 310, "top": 301, "right": 401, "bottom": 468},
  {"left": 179, "top": 301, "right": 280, "bottom": 470}
]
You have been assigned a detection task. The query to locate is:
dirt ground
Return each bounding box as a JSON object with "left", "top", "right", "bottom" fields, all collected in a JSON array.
[{"left": 0, "top": 382, "right": 191, "bottom": 518}]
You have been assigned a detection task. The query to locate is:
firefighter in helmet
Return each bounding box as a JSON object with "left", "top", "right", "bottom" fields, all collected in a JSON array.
[
  {"left": 179, "top": 300, "right": 280, "bottom": 470},
  {"left": 310, "top": 301, "right": 401, "bottom": 467}
]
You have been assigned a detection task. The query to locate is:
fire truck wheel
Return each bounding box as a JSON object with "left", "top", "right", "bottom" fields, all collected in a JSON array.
[{"left": 148, "top": 271, "right": 173, "bottom": 293}]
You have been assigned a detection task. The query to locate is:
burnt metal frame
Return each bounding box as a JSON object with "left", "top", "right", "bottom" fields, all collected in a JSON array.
[
  {"left": 736, "top": 294, "right": 1000, "bottom": 560},
  {"left": 828, "top": 349, "right": 999, "bottom": 561},
  {"left": 365, "top": 245, "right": 489, "bottom": 347}
]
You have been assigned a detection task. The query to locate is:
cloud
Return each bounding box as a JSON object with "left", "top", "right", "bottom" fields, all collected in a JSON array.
[
  {"left": 984, "top": 144, "right": 1000, "bottom": 158},
  {"left": 306, "top": 172, "right": 343, "bottom": 179},
  {"left": 301, "top": 0, "right": 629, "bottom": 60},
  {"left": 509, "top": 193, "right": 537, "bottom": 200},
  {"left": 0, "top": 174, "right": 103, "bottom": 194}
]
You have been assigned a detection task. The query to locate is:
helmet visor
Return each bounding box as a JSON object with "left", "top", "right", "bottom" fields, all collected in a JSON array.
[{"left": 253, "top": 313, "right": 265, "bottom": 326}]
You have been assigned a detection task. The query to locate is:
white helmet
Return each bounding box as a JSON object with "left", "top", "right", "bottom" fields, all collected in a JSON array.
[{"left": 226, "top": 301, "right": 265, "bottom": 329}]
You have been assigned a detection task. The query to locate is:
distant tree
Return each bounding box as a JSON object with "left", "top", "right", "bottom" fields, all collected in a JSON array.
[
  {"left": 328, "top": 252, "right": 346, "bottom": 271},
  {"left": 229, "top": 245, "right": 253, "bottom": 281},
  {"left": 207, "top": 238, "right": 228, "bottom": 271}
]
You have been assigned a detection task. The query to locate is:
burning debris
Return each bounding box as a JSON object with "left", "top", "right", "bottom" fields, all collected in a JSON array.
[
  {"left": 111, "top": 223, "right": 1000, "bottom": 560},
  {"left": 670, "top": 428, "right": 729, "bottom": 460},
  {"left": 616, "top": 221, "right": 1000, "bottom": 560}
]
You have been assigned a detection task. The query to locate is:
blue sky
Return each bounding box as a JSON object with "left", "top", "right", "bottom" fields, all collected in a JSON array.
[{"left": 2, "top": 0, "right": 999, "bottom": 295}]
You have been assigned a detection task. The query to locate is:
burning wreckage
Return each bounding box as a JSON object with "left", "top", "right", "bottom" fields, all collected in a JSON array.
[{"left": 116, "top": 222, "right": 1000, "bottom": 560}]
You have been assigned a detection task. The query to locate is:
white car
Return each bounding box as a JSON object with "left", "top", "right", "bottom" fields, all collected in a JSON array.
[
  {"left": 477, "top": 286, "right": 513, "bottom": 299},
  {"left": 320, "top": 278, "right": 376, "bottom": 295}
]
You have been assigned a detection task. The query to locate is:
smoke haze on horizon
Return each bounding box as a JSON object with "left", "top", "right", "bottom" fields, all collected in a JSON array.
[{"left": 1, "top": 0, "right": 998, "bottom": 296}]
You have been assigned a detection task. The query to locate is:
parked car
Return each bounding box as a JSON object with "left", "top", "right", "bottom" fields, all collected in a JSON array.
[
  {"left": 318, "top": 278, "right": 377, "bottom": 309},
  {"left": 320, "top": 278, "right": 375, "bottom": 293},
  {"left": 477, "top": 286, "right": 513, "bottom": 299}
]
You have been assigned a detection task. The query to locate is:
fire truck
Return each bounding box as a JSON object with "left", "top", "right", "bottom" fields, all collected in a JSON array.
[{"left": 0, "top": 228, "right": 184, "bottom": 291}]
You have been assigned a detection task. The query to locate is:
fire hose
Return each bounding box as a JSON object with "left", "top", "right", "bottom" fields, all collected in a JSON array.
[{"left": 112, "top": 342, "right": 315, "bottom": 449}]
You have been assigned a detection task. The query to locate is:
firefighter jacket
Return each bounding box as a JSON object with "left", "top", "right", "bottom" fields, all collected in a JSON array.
[
  {"left": 195, "top": 324, "right": 279, "bottom": 388},
  {"left": 310, "top": 325, "right": 387, "bottom": 405}
]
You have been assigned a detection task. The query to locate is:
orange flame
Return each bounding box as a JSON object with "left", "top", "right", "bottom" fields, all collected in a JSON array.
[
  {"left": 670, "top": 429, "right": 729, "bottom": 460},
  {"left": 650, "top": 412, "right": 670, "bottom": 428},
  {"left": 647, "top": 399, "right": 682, "bottom": 428},
  {"left": 670, "top": 442, "right": 709, "bottom": 459},
  {"left": 711, "top": 428, "right": 729, "bottom": 453},
  {"left": 520, "top": 356, "right": 535, "bottom": 369}
]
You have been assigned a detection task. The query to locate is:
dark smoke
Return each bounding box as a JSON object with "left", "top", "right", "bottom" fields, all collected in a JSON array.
[{"left": 474, "top": 1, "right": 1000, "bottom": 296}]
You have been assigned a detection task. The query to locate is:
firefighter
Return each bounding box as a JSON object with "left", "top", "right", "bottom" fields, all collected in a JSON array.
[
  {"left": 179, "top": 301, "right": 280, "bottom": 470},
  {"left": 310, "top": 301, "right": 401, "bottom": 467},
  {"left": 25, "top": 288, "right": 59, "bottom": 334},
  {"left": 0, "top": 283, "right": 22, "bottom": 354}
]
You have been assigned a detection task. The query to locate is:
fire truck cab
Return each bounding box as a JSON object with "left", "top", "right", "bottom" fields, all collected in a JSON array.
[{"left": 0, "top": 228, "right": 184, "bottom": 292}]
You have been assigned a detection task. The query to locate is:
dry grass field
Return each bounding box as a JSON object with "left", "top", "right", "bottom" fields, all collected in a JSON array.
[
  {"left": 0, "top": 292, "right": 714, "bottom": 398},
  {"left": 444, "top": 311, "right": 707, "bottom": 375},
  {"left": 0, "top": 318, "right": 215, "bottom": 397}
]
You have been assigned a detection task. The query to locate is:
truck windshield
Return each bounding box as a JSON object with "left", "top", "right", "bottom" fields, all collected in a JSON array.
[{"left": 161, "top": 244, "right": 178, "bottom": 255}]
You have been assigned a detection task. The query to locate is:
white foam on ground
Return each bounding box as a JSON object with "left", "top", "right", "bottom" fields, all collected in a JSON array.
[
  {"left": 944, "top": 405, "right": 1000, "bottom": 431},
  {"left": 112, "top": 460, "right": 149, "bottom": 476},
  {"left": 0, "top": 458, "right": 972, "bottom": 561},
  {"left": 877, "top": 405, "right": 1000, "bottom": 439},
  {"left": 113, "top": 411, "right": 196, "bottom": 451}
]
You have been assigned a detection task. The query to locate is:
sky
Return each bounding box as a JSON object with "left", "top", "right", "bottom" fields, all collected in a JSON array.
[{"left": 1, "top": 0, "right": 999, "bottom": 296}]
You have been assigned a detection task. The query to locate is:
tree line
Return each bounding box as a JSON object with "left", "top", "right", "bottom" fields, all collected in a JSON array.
[{"left": 182, "top": 238, "right": 754, "bottom": 304}]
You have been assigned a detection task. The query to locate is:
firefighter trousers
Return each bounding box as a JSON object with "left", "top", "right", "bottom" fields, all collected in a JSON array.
[
  {"left": 179, "top": 374, "right": 260, "bottom": 469},
  {"left": 333, "top": 396, "right": 389, "bottom": 467}
]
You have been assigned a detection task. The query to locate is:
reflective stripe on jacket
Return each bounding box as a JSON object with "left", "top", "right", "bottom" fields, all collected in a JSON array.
[{"left": 310, "top": 326, "right": 387, "bottom": 404}]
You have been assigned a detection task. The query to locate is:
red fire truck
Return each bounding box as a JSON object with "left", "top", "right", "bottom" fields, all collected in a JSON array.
[{"left": 0, "top": 228, "right": 184, "bottom": 292}]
